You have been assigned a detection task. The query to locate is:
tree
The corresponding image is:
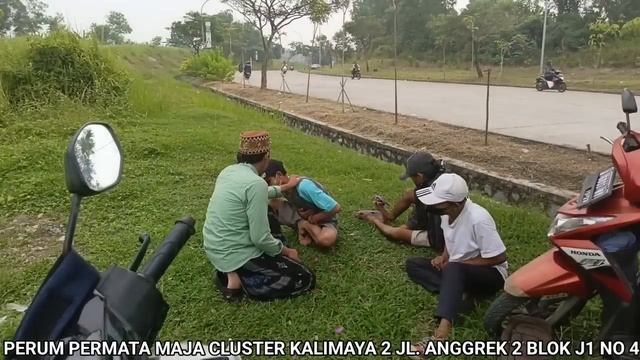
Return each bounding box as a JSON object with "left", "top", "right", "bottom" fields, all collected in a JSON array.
[
  {"left": 552, "top": 0, "right": 584, "bottom": 16},
  {"left": 509, "top": 33, "right": 535, "bottom": 64},
  {"left": 395, "top": 0, "right": 449, "bottom": 55},
  {"left": 592, "top": 0, "right": 640, "bottom": 22},
  {"left": 222, "top": 0, "right": 334, "bottom": 89},
  {"left": 620, "top": 17, "right": 640, "bottom": 39},
  {"left": 289, "top": 41, "right": 311, "bottom": 55},
  {"left": 167, "top": 12, "right": 204, "bottom": 54},
  {"left": 495, "top": 39, "right": 512, "bottom": 75},
  {"left": 588, "top": 19, "right": 620, "bottom": 67},
  {"left": 89, "top": 24, "right": 111, "bottom": 43},
  {"left": 463, "top": 15, "right": 482, "bottom": 77},
  {"left": 344, "top": 17, "right": 384, "bottom": 71},
  {"left": 428, "top": 13, "right": 466, "bottom": 68},
  {"left": 1, "top": 0, "right": 52, "bottom": 36},
  {"left": 151, "top": 36, "right": 163, "bottom": 46},
  {"left": 105, "top": 11, "right": 132, "bottom": 44},
  {"left": 332, "top": 29, "right": 353, "bottom": 54},
  {"left": 89, "top": 11, "right": 132, "bottom": 44},
  {"left": 47, "top": 12, "right": 64, "bottom": 32}
]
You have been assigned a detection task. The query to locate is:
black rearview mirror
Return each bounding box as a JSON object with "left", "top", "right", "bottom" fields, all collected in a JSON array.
[
  {"left": 622, "top": 89, "right": 638, "bottom": 114},
  {"left": 65, "top": 122, "right": 123, "bottom": 197}
]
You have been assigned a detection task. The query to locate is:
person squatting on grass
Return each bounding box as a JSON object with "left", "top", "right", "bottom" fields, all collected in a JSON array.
[
  {"left": 202, "top": 131, "right": 315, "bottom": 302},
  {"left": 356, "top": 151, "right": 446, "bottom": 251},
  {"left": 406, "top": 173, "right": 508, "bottom": 358},
  {"left": 264, "top": 159, "right": 341, "bottom": 248}
]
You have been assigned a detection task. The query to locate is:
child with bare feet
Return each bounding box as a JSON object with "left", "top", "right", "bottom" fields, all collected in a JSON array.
[{"left": 264, "top": 160, "right": 341, "bottom": 248}]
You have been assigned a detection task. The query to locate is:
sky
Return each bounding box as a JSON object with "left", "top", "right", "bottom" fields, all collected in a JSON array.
[{"left": 45, "top": 0, "right": 470, "bottom": 47}]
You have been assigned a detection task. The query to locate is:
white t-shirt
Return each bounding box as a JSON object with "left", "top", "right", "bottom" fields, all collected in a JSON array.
[{"left": 441, "top": 199, "right": 508, "bottom": 279}]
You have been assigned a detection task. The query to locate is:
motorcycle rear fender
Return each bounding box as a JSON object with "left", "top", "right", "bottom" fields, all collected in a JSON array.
[{"left": 504, "top": 249, "right": 590, "bottom": 298}]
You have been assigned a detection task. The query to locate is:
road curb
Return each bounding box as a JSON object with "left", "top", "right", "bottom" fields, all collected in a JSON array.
[{"left": 186, "top": 77, "right": 576, "bottom": 217}]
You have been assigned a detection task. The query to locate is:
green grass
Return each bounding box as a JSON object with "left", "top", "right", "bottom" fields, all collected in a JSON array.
[
  {"left": 0, "top": 45, "right": 602, "bottom": 359},
  {"left": 316, "top": 60, "right": 640, "bottom": 93}
]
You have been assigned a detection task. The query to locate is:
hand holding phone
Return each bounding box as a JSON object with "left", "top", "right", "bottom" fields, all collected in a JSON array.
[{"left": 373, "top": 194, "right": 388, "bottom": 207}]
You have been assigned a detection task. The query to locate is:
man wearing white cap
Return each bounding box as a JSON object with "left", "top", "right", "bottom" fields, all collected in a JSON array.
[{"left": 406, "top": 173, "right": 507, "bottom": 356}]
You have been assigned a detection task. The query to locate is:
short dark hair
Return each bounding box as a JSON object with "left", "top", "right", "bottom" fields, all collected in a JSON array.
[
  {"left": 236, "top": 152, "right": 267, "bottom": 165},
  {"left": 264, "top": 159, "right": 287, "bottom": 178}
]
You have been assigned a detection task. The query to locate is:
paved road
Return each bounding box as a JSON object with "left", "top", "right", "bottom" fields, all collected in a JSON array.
[{"left": 235, "top": 71, "right": 639, "bottom": 153}]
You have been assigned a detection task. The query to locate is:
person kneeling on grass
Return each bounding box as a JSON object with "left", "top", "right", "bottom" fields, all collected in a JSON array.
[
  {"left": 203, "top": 131, "right": 315, "bottom": 302},
  {"left": 264, "top": 159, "right": 341, "bottom": 248},
  {"left": 406, "top": 173, "right": 508, "bottom": 358},
  {"left": 356, "top": 151, "right": 446, "bottom": 251}
]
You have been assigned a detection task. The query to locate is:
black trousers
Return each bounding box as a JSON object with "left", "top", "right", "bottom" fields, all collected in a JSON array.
[
  {"left": 268, "top": 206, "right": 287, "bottom": 245},
  {"left": 219, "top": 254, "right": 315, "bottom": 301},
  {"left": 405, "top": 257, "right": 504, "bottom": 322}
]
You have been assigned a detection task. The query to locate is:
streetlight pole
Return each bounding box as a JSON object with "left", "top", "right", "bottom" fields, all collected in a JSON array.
[
  {"left": 200, "top": 0, "right": 211, "bottom": 49},
  {"left": 229, "top": 26, "right": 233, "bottom": 58},
  {"left": 393, "top": 0, "right": 398, "bottom": 125},
  {"left": 539, "top": 0, "right": 548, "bottom": 74},
  {"left": 318, "top": 27, "right": 322, "bottom": 66}
]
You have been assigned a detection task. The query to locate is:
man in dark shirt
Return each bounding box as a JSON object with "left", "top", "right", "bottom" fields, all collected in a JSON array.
[{"left": 356, "top": 151, "right": 446, "bottom": 252}]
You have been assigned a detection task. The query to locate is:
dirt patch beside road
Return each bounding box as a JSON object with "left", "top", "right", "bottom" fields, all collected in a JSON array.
[{"left": 211, "top": 82, "right": 612, "bottom": 192}]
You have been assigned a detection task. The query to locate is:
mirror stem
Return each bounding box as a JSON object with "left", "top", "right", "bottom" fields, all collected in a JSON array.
[
  {"left": 627, "top": 113, "right": 631, "bottom": 136},
  {"left": 63, "top": 194, "right": 82, "bottom": 255}
]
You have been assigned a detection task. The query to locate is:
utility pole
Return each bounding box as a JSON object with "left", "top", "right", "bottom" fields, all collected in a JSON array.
[
  {"left": 484, "top": 69, "right": 491, "bottom": 146},
  {"left": 200, "top": 0, "right": 211, "bottom": 49},
  {"left": 471, "top": 26, "right": 475, "bottom": 71},
  {"left": 539, "top": 0, "right": 548, "bottom": 74},
  {"left": 318, "top": 27, "right": 322, "bottom": 66},
  {"left": 393, "top": 0, "right": 398, "bottom": 125}
]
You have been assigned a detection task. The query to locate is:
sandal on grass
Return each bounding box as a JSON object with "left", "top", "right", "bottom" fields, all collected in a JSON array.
[
  {"left": 214, "top": 272, "right": 244, "bottom": 304},
  {"left": 354, "top": 210, "right": 381, "bottom": 220},
  {"left": 409, "top": 336, "right": 441, "bottom": 360}
]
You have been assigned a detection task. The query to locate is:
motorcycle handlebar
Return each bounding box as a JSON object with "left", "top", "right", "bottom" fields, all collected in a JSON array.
[{"left": 140, "top": 216, "right": 196, "bottom": 284}]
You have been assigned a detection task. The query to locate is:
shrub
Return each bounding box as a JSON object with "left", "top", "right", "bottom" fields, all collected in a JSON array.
[
  {"left": 180, "top": 49, "right": 235, "bottom": 81},
  {"left": 621, "top": 17, "right": 640, "bottom": 39},
  {"left": 0, "top": 30, "right": 131, "bottom": 108}
]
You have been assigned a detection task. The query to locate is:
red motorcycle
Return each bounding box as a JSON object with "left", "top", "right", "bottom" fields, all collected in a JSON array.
[{"left": 484, "top": 89, "right": 640, "bottom": 353}]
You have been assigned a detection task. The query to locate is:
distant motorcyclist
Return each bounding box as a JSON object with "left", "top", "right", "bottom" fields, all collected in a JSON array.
[
  {"left": 543, "top": 61, "right": 557, "bottom": 81},
  {"left": 243, "top": 61, "right": 252, "bottom": 80},
  {"left": 351, "top": 62, "right": 361, "bottom": 79},
  {"left": 536, "top": 60, "right": 566, "bottom": 92}
]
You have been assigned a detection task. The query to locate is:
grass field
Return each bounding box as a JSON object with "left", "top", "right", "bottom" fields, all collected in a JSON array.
[{"left": 0, "top": 45, "right": 602, "bottom": 359}]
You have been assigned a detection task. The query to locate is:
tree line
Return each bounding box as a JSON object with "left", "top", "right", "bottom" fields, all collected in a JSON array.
[
  {"left": 342, "top": 0, "right": 640, "bottom": 73},
  {"left": 1, "top": 0, "right": 133, "bottom": 44}
]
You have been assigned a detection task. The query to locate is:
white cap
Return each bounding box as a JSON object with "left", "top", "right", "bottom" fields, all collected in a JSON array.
[{"left": 417, "top": 173, "right": 469, "bottom": 205}]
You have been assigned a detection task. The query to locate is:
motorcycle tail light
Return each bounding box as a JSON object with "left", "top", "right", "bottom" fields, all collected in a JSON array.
[{"left": 548, "top": 214, "right": 614, "bottom": 237}]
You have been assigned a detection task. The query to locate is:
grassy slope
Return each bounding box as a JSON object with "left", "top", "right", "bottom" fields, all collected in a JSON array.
[{"left": 0, "top": 45, "right": 600, "bottom": 359}]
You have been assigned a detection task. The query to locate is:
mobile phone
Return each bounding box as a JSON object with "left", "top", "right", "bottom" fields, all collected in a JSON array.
[{"left": 373, "top": 194, "right": 389, "bottom": 206}]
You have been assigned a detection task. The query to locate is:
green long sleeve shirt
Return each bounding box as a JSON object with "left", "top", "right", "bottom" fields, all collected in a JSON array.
[{"left": 203, "top": 163, "right": 284, "bottom": 272}]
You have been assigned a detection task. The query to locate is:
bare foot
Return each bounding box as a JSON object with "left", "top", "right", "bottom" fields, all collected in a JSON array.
[
  {"left": 299, "top": 233, "right": 312, "bottom": 246},
  {"left": 355, "top": 210, "right": 383, "bottom": 224},
  {"left": 297, "top": 221, "right": 313, "bottom": 246}
]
